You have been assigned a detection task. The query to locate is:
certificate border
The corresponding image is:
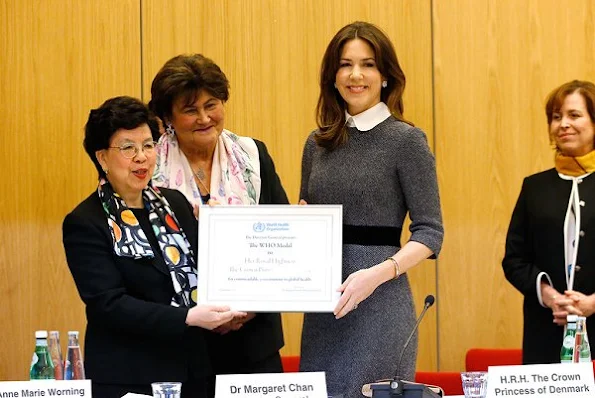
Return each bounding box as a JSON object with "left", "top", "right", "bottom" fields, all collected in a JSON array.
[{"left": 197, "top": 205, "right": 342, "bottom": 312}]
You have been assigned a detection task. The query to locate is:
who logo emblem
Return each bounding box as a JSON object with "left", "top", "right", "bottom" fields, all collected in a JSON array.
[{"left": 253, "top": 222, "right": 266, "bottom": 232}]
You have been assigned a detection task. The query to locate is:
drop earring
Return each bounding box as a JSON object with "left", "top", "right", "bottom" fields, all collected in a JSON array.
[
  {"left": 334, "top": 82, "right": 338, "bottom": 89},
  {"left": 382, "top": 81, "right": 388, "bottom": 88},
  {"left": 165, "top": 123, "right": 176, "bottom": 135}
]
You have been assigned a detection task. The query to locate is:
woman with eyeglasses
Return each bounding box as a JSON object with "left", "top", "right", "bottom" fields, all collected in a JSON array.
[{"left": 62, "top": 96, "right": 244, "bottom": 398}]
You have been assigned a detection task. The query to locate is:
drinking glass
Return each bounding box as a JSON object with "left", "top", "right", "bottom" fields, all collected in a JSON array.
[
  {"left": 151, "top": 382, "right": 182, "bottom": 398},
  {"left": 460, "top": 372, "right": 488, "bottom": 398}
]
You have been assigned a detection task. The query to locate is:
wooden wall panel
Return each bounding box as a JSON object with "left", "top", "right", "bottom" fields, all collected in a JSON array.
[
  {"left": 4, "top": 0, "right": 595, "bottom": 383},
  {"left": 142, "top": 0, "right": 437, "bottom": 370},
  {"left": 433, "top": 0, "right": 595, "bottom": 371},
  {"left": 0, "top": 0, "right": 141, "bottom": 380}
]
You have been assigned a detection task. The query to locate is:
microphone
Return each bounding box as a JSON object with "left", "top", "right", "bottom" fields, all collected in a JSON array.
[
  {"left": 363, "top": 294, "right": 440, "bottom": 398},
  {"left": 394, "top": 294, "right": 435, "bottom": 382}
]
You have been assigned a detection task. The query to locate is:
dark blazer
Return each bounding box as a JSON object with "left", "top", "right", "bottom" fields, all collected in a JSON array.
[
  {"left": 205, "top": 139, "right": 287, "bottom": 372},
  {"left": 63, "top": 188, "right": 209, "bottom": 385},
  {"left": 503, "top": 168, "right": 595, "bottom": 364}
]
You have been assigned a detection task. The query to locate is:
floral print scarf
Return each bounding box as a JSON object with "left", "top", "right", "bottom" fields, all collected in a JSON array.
[{"left": 153, "top": 129, "right": 261, "bottom": 207}]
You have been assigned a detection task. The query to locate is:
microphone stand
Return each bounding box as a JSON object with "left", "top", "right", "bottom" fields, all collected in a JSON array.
[
  {"left": 391, "top": 299, "right": 434, "bottom": 395},
  {"left": 368, "top": 295, "right": 438, "bottom": 398}
]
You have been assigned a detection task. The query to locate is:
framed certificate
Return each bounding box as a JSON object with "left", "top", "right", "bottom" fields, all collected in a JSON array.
[{"left": 197, "top": 205, "right": 342, "bottom": 312}]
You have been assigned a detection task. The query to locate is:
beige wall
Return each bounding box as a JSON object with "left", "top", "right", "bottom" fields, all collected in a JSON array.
[
  {"left": 0, "top": 0, "right": 142, "bottom": 380},
  {"left": 434, "top": 0, "right": 595, "bottom": 371},
  {"left": 0, "top": 0, "right": 594, "bottom": 382}
]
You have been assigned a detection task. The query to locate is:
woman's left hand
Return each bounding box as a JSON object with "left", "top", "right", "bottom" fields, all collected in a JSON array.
[
  {"left": 334, "top": 268, "right": 383, "bottom": 319},
  {"left": 213, "top": 312, "right": 256, "bottom": 335},
  {"left": 564, "top": 290, "right": 595, "bottom": 318}
]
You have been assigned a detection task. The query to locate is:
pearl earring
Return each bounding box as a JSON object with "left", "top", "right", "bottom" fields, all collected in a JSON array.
[
  {"left": 382, "top": 81, "right": 388, "bottom": 88},
  {"left": 334, "top": 82, "right": 338, "bottom": 89}
]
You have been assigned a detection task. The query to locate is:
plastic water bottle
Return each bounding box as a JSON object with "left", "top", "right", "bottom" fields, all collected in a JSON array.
[
  {"left": 30, "top": 330, "right": 55, "bottom": 380},
  {"left": 64, "top": 331, "right": 86, "bottom": 380},
  {"left": 575, "top": 316, "right": 591, "bottom": 363},
  {"left": 48, "top": 331, "right": 64, "bottom": 380},
  {"left": 560, "top": 315, "right": 578, "bottom": 363}
]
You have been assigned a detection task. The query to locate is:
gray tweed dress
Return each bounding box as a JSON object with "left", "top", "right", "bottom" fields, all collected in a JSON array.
[{"left": 299, "top": 116, "right": 443, "bottom": 398}]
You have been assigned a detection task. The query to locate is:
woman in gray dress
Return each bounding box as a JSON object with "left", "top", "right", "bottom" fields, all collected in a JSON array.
[{"left": 299, "top": 21, "right": 444, "bottom": 398}]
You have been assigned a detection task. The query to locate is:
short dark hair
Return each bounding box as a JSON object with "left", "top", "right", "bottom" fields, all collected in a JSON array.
[
  {"left": 316, "top": 21, "right": 410, "bottom": 150},
  {"left": 149, "top": 54, "right": 230, "bottom": 122},
  {"left": 83, "top": 96, "right": 160, "bottom": 178}
]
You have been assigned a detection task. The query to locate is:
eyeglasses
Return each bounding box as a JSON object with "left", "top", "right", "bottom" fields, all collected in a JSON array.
[{"left": 108, "top": 141, "right": 158, "bottom": 159}]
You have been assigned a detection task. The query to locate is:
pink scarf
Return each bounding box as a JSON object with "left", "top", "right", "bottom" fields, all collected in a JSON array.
[{"left": 153, "top": 129, "right": 261, "bottom": 207}]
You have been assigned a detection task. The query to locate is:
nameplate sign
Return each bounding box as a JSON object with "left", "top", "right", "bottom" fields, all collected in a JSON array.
[
  {"left": 486, "top": 363, "right": 594, "bottom": 397},
  {"left": 215, "top": 372, "right": 327, "bottom": 398},
  {"left": 0, "top": 380, "right": 91, "bottom": 397}
]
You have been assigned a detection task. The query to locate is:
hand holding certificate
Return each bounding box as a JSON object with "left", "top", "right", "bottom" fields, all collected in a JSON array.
[{"left": 198, "top": 205, "right": 342, "bottom": 312}]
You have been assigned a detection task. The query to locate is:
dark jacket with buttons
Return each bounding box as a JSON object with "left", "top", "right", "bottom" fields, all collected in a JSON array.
[
  {"left": 63, "top": 188, "right": 209, "bottom": 385},
  {"left": 503, "top": 168, "right": 595, "bottom": 364}
]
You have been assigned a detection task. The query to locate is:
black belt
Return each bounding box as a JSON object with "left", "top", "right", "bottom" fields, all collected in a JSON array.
[{"left": 342, "top": 224, "right": 402, "bottom": 247}]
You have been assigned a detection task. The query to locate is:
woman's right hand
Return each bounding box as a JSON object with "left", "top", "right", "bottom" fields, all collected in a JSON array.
[{"left": 185, "top": 305, "right": 246, "bottom": 330}]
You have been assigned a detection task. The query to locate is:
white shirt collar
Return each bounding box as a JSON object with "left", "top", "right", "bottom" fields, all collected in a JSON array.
[{"left": 345, "top": 102, "right": 391, "bottom": 131}]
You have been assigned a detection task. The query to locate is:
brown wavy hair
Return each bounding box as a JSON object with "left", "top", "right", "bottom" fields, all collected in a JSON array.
[{"left": 315, "top": 21, "right": 410, "bottom": 150}]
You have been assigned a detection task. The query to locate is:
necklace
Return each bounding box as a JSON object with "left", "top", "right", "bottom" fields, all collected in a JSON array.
[
  {"left": 194, "top": 167, "right": 206, "bottom": 180},
  {"left": 192, "top": 167, "right": 210, "bottom": 195}
]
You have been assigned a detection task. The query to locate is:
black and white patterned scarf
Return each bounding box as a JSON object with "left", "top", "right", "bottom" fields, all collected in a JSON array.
[{"left": 97, "top": 178, "right": 197, "bottom": 307}]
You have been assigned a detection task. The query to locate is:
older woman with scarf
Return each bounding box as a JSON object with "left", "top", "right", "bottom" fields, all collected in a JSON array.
[
  {"left": 503, "top": 80, "right": 595, "bottom": 364},
  {"left": 63, "top": 96, "right": 243, "bottom": 398},
  {"left": 149, "top": 54, "right": 287, "bottom": 381}
]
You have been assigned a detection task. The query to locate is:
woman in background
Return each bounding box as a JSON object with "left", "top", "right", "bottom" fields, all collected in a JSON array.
[
  {"left": 503, "top": 80, "right": 595, "bottom": 364},
  {"left": 299, "top": 22, "right": 443, "bottom": 397},
  {"left": 63, "top": 96, "right": 242, "bottom": 398},
  {"left": 149, "top": 54, "right": 287, "bottom": 382}
]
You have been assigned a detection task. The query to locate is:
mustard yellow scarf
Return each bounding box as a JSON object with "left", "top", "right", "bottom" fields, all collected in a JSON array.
[{"left": 555, "top": 150, "right": 595, "bottom": 176}]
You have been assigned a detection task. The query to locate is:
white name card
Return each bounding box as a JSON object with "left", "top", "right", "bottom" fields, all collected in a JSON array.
[
  {"left": 486, "top": 363, "right": 595, "bottom": 398},
  {"left": 215, "top": 372, "right": 327, "bottom": 398},
  {"left": 0, "top": 380, "right": 91, "bottom": 397}
]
